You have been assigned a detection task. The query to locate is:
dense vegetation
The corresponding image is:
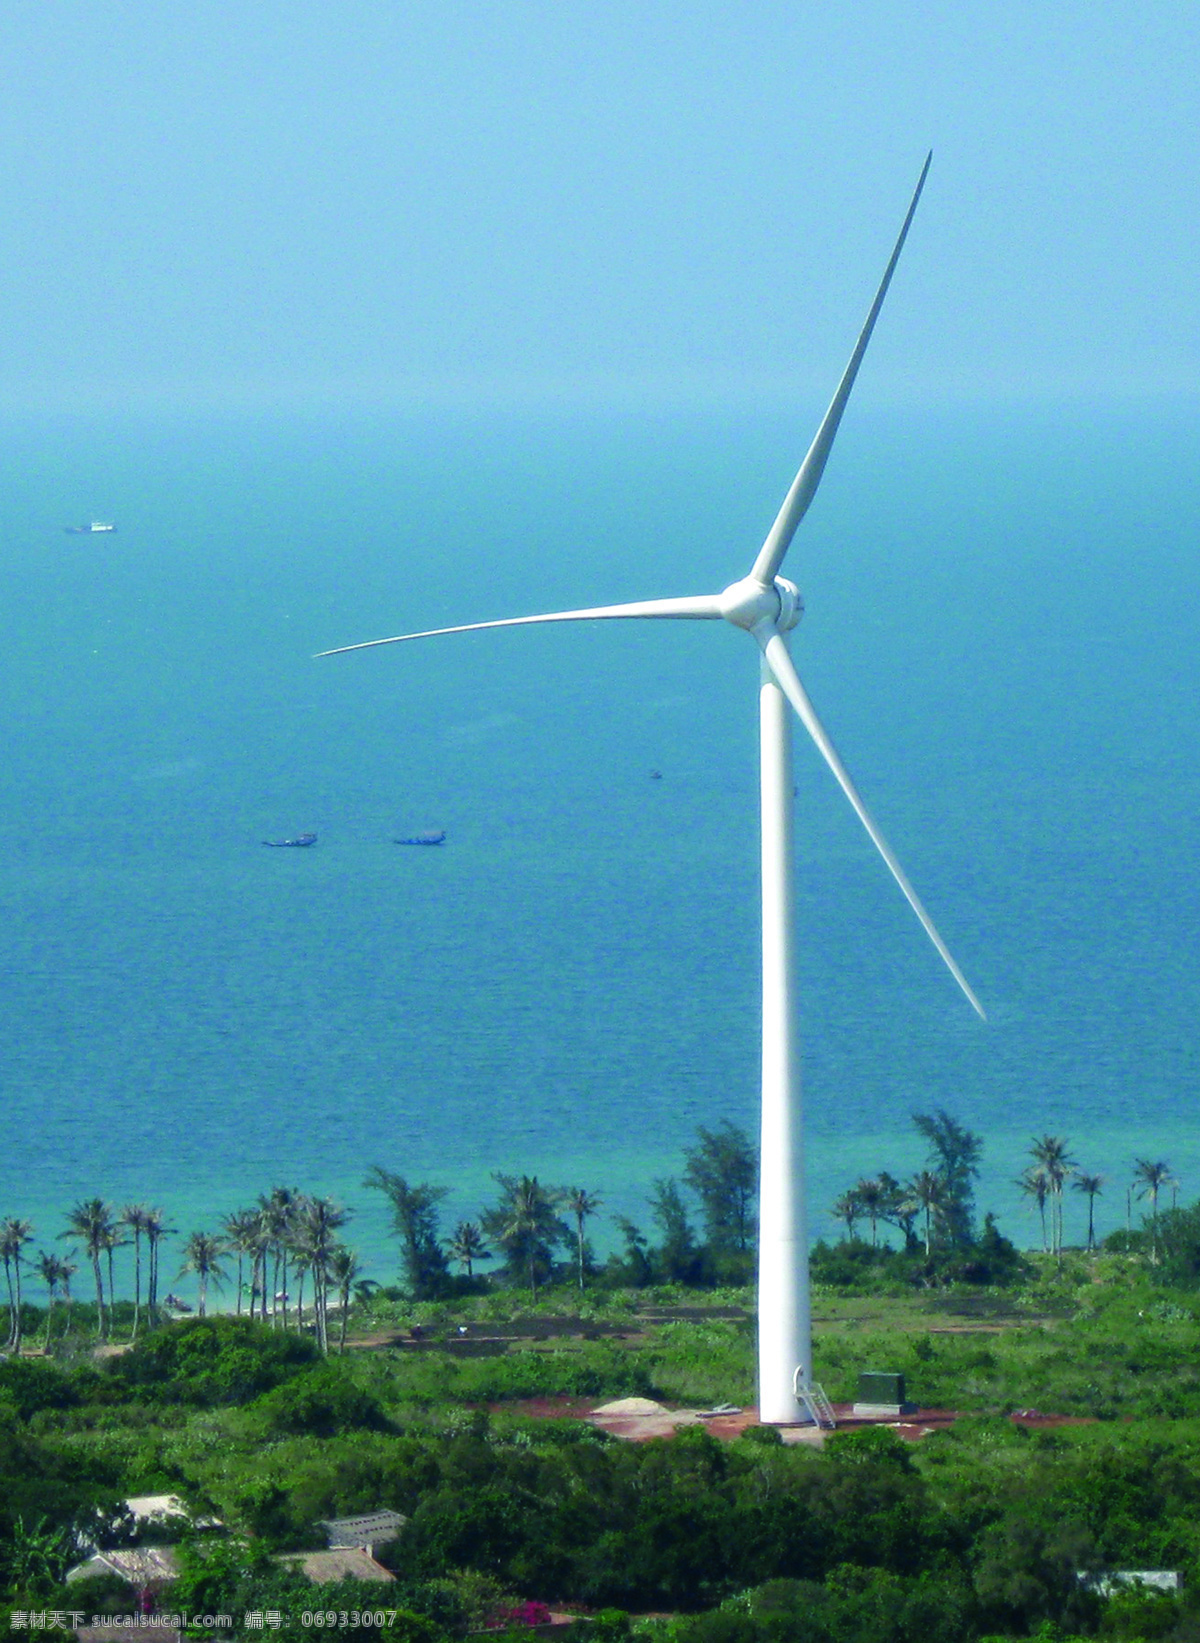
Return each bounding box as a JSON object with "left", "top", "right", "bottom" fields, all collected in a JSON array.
[
  {"left": 5, "top": 1116, "right": 1200, "bottom": 1639},
  {"left": 2, "top": 1247, "right": 1200, "bottom": 1639}
]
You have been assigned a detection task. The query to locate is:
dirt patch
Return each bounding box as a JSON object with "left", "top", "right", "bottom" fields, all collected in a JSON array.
[
  {"left": 487, "top": 1396, "right": 1097, "bottom": 1447},
  {"left": 346, "top": 1316, "right": 634, "bottom": 1354}
]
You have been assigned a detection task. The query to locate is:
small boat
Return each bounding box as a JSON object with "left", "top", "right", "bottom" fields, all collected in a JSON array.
[
  {"left": 263, "top": 832, "right": 317, "bottom": 848},
  {"left": 395, "top": 829, "right": 446, "bottom": 846},
  {"left": 65, "top": 521, "right": 116, "bottom": 534}
]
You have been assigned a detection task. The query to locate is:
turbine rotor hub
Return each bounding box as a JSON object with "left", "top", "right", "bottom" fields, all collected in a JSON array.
[{"left": 718, "top": 575, "right": 804, "bottom": 633}]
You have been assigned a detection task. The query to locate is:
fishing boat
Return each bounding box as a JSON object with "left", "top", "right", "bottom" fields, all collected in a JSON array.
[
  {"left": 394, "top": 829, "right": 446, "bottom": 846},
  {"left": 263, "top": 832, "right": 317, "bottom": 848},
  {"left": 65, "top": 522, "right": 116, "bottom": 534}
]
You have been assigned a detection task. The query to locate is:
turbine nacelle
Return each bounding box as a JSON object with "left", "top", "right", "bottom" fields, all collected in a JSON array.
[{"left": 718, "top": 575, "right": 803, "bottom": 634}]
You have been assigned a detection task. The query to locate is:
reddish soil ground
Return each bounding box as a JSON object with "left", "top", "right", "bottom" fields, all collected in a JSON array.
[{"left": 494, "top": 1396, "right": 1095, "bottom": 1445}]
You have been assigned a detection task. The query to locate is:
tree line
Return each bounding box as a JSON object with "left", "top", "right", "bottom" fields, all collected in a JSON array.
[
  {"left": 0, "top": 1117, "right": 1182, "bottom": 1351},
  {"left": 364, "top": 1118, "right": 759, "bottom": 1300},
  {"left": 0, "top": 1190, "right": 361, "bottom": 1357},
  {"left": 828, "top": 1114, "right": 1176, "bottom": 1265}
]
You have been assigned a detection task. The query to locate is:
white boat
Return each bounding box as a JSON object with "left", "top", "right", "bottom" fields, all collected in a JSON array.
[{"left": 65, "top": 521, "right": 116, "bottom": 534}]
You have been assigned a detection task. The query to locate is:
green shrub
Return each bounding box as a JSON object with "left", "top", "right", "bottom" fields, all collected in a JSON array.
[
  {"left": 246, "top": 1367, "right": 393, "bottom": 1439},
  {"left": 0, "top": 1359, "right": 85, "bottom": 1419},
  {"left": 109, "top": 1317, "right": 320, "bottom": 1406}
]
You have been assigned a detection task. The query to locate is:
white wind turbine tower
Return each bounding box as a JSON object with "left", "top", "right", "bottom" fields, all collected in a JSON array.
[{"left": 320, "top": 154, "right": 985, "bottom": 1425}]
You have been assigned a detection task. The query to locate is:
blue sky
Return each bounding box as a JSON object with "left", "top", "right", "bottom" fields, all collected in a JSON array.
[{"left": 1, "top": 2, "right": 1197, "bottom": 411}]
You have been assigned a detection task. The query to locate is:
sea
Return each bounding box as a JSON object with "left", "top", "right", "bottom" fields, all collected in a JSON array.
[{"left": 2, "top": 396, "right": 1198, "bottom": 1297}]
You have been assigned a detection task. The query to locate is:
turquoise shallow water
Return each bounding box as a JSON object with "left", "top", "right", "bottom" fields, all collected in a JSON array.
[{"left": 1, "top": 400, "right": 1198, "bottom": 1293}]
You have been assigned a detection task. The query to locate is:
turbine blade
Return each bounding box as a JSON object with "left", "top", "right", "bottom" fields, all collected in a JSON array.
[
  {"left": 750, "top": 152, "right": 932, "bottom": 586},
  {"left": 759, "top": 626, "right": 985, "bottom": 1019},
  {"left": 316, "top": 593, "right": 724, "bottom": 657}
]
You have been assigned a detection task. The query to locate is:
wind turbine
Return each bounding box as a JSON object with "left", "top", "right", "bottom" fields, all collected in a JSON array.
[{"left": 319, "top": 153, "right": 984, "bottom": 1425}]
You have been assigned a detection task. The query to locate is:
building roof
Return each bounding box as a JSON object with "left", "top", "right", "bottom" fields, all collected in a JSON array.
[
  {"left": 66, "top": 1546, "right": 181, "bottom": 1589},
  {"left": 318, "top": 1510, "right": 408, "bottom": 1548},
  {"left": 278, "top": 1548, "right": 396, "bottom": 1585},
  {"left": 119, "top": 1494, "right": 222, "bottom": 1531}
]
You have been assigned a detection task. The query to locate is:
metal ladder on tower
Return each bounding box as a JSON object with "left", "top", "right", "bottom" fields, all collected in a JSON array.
[{"left": 793, "top": 1371, "right": 837, "bottom": 1429}]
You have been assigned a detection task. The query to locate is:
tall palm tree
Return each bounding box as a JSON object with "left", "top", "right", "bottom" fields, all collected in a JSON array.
[
  {"left": 1017, "top": 1165, "right": 1051, "bottom": 1252},
  {"left": 60, "top": 1199, "right": 115, "bottom": 1338},
  {"left": 222, "top": 1208, "right": 267, "bottom": 1319},
  {"left": 259, "top": 1187, "right": 300, "bottom": 1327},
  {"left": 1029, "top": 1136, "right": 1076, "bottom": 1259},
  {"left": 1133, "top": 1158, "right": 1174, "bottom": 1264},
  {"left": 1, "top": 1218, "right": 34, "bottom": 1352},
  {"left": 447, "top": 1221, "right": 491, "bottom": 1281},
  {"left": 100, "top": 1221, "right": 126, "bottom": 1332},
  {"left": 908, "top": 1171, "right": 945, "bottom": 1257},
  {"left": 291, "top": 1244, "right": 313, "bottom": 1334},
  {"left": 119, "top": 1205, "right": 153, "bottom": 1341},
  {"left": 1072, "top": 1172, "right": 1104, "bottom": 1252},
  {"left": 563, "top": 1189, "right": 602, "bottom": 1290},
  {"left": 142, "top": 1207, "right": 172, "bottom": 1324},
  {"left": 59, "top": 1256, "right": 78, "bottom": 1339},
  {"left": 854, "top": 1179, "right": 886, "bottom": 1247},
  {"left": 36, "top": 1250, "right": 72, "bottom": 1352},
  {"left": 177, "top": 1231, "right": 228, "bottom": 1317},
  {"left": 292, "top": 1197, "right": 348, "bottom": 1352},
  {"left": 325, "top": 1244, "right": 360, "bottom": 1354},
  {"left": 831, "top": 1191, "right": 862, "bottom": 1242}
]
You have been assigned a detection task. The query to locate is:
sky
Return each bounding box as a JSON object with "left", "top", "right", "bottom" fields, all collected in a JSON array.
[{"left": 0, "top": 2, "right": 1198, "bottom": 413}]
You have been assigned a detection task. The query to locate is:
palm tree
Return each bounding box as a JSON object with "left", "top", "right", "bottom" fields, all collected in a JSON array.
[
  {"left": 1, "top": 1218, "right": 34, "bottom": 1352},
  {"left": 36, "top": 1251, "right": 74, "bottom": 1352},
  {"left": 178, "top": 1231, "right": 228, "bottom": 1317},
  {"left": 292, "top": 1197, "right": 348, "bottom": 1352},
  {"left": 854, "top": 1179, "right": 887, "bottom": 1247},
  {"left": 1017, "top": 1166, "right": 1051, "bottom": 1252},
  {"left": 119, "top": 1205, "right": 153, "bottom": 1341},
  {"left": 259, "top": 1187, "right": 300, "bottom": 1327},
  {"left": 59, "top": 1255, "right": 78, "bottom": 1340},
  {"left": 1029, "top": 1136, "right": 1076, "bottom": 1259},
  {"left": 325, "top": 1245, "right": 360, "bottom": 1354},
  {"left": 291, "top": 1244, "right": 313, "bottom": 1334},
  {"left": 563, "top": 1189, "right": 602, "bottom": 1290},
  {"left": 1133, "top": 1159, "right": 1174, "bottom": 1264},
  {"left": 877, "top": 1172, "right": 920, "bottom": 1249},
  {"left": 1072, "top": 1172, "right": 1104, "bottom": 1251},
  {"left": 222, "top": 1208, "right": 267, "bottom": 1319},
  {"left": 447, "top": 1221, "right": 491, "bottom": 1281},
  {"left": 908, "top": 1171, "right": 946, "bottom": 1257},
  {"left": 483, "top": 1175, "right": 565, "bottom": 1297},
  {"left": 100, "top": 1221, "right": 126, "bottom": 1332},
  {"left": 142, "top": 1207, "right": 172, "bottom": 1324},
  {"left": 831, "top": 1190, "right": 862, "bottom": 1242},
  {"left": 60, "top": 1199, "right": 115, "bottom": 1338}
]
